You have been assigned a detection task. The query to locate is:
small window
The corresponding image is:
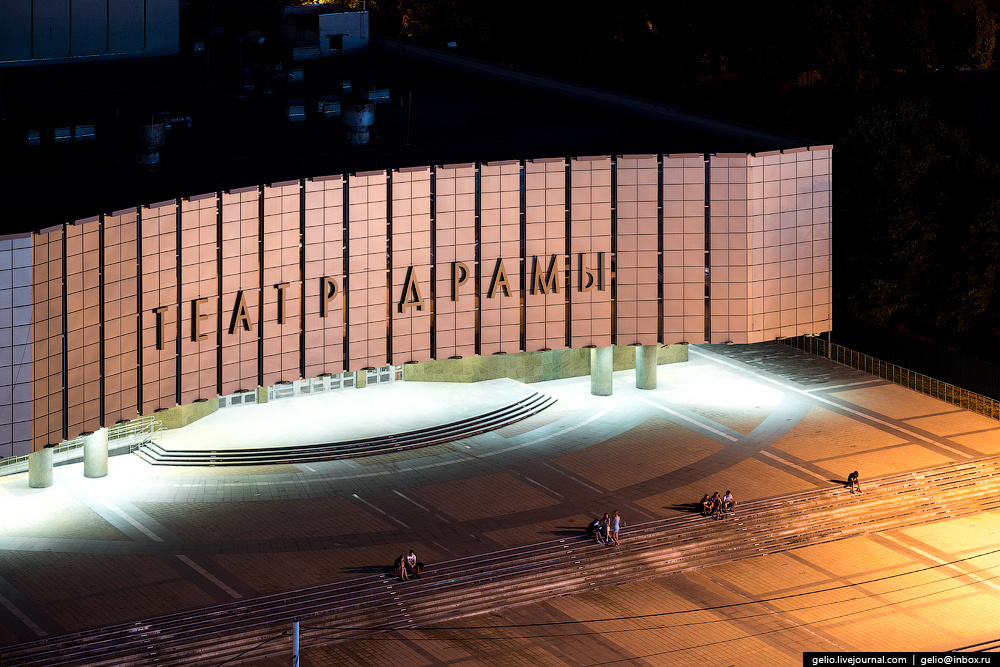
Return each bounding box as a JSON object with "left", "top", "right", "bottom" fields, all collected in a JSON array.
[{"left": 328, "top": 34, "right": 343, "bottom": 52}]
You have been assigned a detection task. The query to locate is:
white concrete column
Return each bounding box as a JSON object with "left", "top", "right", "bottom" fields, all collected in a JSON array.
[
  {"left": 28, "top": 446, "right": 54, "bottom": 488},
  {"left": 635, "top": 344, "right": 658, "bottom": 390},
  {"left": 590, "top": 346, "right": 613, "bottom": 396},
  {"left": 83, "top": 427, "right": 109, "bottom": 479}
]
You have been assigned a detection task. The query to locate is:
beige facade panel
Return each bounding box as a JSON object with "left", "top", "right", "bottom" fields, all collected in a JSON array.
[
  {"left": 262, "top": 182, "right": 302, "bottom": 386},
  {"left": 347, "top": 171, "right": 388, "bottom": 369},
  {"left": 304, "top": 176, "right": 346, "bottom": 378},
  {"left": 140, "top": 201, "right": 178, "bottom": 413},
  {"left": 221, "top": 189, "right": 261, "bottom": 395},
  {"left": 5, "top": 149, "right": 832, "bottom": 453},
  {"left": 709, "top": 148, "right": 832, "bottom": 343},
  {"left": 480, "top": 161, "right": 521, "bottom": 355},
  {"left": 434, "top": 164, "right": 477, "bottom": 360},
  {"left": 524, "top": 158, "right": 567, "bottom": 352},
  {"left": 103, "top": 210, "right": 140, "bottom": 425},
  {"left": 662, "top": 154, "right": 707, "bottom": 344},
  {"left": 179, "top": 196, "right": 219, "bottom": 404},
  {"left": 65, "top": 218, "right": 102, "bottom": 436},
  {"left": 569, "top": 156, "right": 613, "bottom": 349},
  {"left": 390, "top": 167, "right": 432, "bottom": 364},
  {"left": 616, "top": 155, "right": 659, "bottom": 345},
  {"left": 31, "top": 227, "right": 64, "bottom": 447}
]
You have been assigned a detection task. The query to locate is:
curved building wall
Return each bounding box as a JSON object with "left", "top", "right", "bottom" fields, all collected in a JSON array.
[{"left": 0, "top": 148, "right": 832, "bottom": 455}]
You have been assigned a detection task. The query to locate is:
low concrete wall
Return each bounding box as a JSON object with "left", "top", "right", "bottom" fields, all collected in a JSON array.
[
  {"left": 153, "top": 398, "right": 218, "bottom": 430},
  {"left": 403, "top": 344, "right": 687, "bottom": 384}
]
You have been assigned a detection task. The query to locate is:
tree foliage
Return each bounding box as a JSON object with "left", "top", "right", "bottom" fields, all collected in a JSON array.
[{"left": 837, "top": 100, "right": 1000, "bottom": 343}]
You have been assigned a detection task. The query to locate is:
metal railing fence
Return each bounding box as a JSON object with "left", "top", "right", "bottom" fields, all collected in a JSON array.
[
  {"left": 0, "top": 415, "right": 162, "bottom": 478},
  {"left": 783, "top": 335, "right": 1000, "bottom": 421}
]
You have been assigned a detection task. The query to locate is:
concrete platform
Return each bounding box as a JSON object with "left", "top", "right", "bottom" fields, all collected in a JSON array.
[
  {"left": 153, "top": 378, "right": 544, "bottom": 452},
  {"left": 2, "top": 342, "right": 1000, "bottom": 665}
]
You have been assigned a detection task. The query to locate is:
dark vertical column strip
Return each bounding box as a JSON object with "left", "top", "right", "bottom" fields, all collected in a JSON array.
[
  {"left": 299, "top": 179, "right": 307, "bottom": 379},
  {"left": 610, "top": 157, "right": 618, "bottom": 346},
  {"left": 519, "top": 161, "right": 526, "bottom": 352},
  {"left": 136, "top": 206, "right": 143, "bottom": 413},
  {"left": 342, "top": 176, "right": 350, "bottom": 370},
  {"left": 174, "top": 200, "right": 182, "bottom": 406},
  {"left": 98, "top": 214, "right": 105, "bottom": 426},
  {"left": 657, "top": 155, "right": 664, "bottom": 344},
  {"left": 704, "top": 155, "right": 712, "bottom": 343},
  {"left": 474, "top": 164, "right": 482, "bottom": 356},
  {"left": 429, "top": 167, "right": 437, "bottom": 359},
  {"left": 216, "top": 193, "right": 223, "bottom": 396},
  {"left": 564, "top": 158, "right": 572, "bottom": 349},
  {"left": 385, "top": 171, "right": 393, "bottom": 366},
  {"left": 257, "top": 186, "right": 265, "bottom": 388},
  {"left": 60, "top": 224, "right": 68, "bottom": 440}
]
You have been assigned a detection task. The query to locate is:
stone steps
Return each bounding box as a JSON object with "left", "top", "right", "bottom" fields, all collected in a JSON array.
[
  {"left": 134, "top": 391, "right": 557, "bottom": 466},
  {"left": 8, "top": 455, "right": 1000, "bottom": 666}
]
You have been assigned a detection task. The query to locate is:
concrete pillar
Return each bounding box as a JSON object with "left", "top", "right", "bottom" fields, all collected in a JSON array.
[
  {"left": 590, "top": 346, "right": 613, "bottom": 396},
  {"left": 83, "top": 427, "right": 109, "bottom": 478},
  {"left": 635, "top": 344, "right": 659, "bottom": 390},
  {"left": 355, "top": 370, "right": 367, "bottom": 389},
  {"left": 28, "top": 445, "right": 54, "bottom": 488}
]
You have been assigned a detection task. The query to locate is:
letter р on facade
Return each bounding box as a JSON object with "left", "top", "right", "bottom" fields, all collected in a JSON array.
[{"left": 0, "top": 148, "right": 831, "bottom": 457}]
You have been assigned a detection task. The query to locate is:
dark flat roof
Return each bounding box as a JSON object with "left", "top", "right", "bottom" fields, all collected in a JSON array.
[{"left": 0, "top": 47, "right": 795, "bottom": 234}]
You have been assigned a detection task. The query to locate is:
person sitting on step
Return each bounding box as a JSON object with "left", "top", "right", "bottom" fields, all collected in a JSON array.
[
  {"left": 700, "top": 494, "right": 712, "bottom": 517},
  {"left": 723, "top": 490, "right": 737, "bottom": 513},
  {"left": 847, "top": 471, "right": 862, "bottom": 494}
]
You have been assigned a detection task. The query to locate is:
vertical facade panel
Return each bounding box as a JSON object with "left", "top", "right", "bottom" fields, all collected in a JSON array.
[
  {"left": 221, "top": 188, "right": 261, "bottom": 395},
  {"left": 179, "top": 196, "right": 220, "bottom": 404},
  {"left": 569, "top": 157, "right": 612, "bottom": 349},
  {"left": 347, "top": 172, "right": 388, "bottom": 370},
  {"left": 102, "top": 210, "right": 139, "bottom": 425},
  {"left": 390, "top": 167, "right": 432, "bottom": 364},
  {"left": 65, "top": 218, "right": 102, "bottom": 436},
  {"left": 524, "top": 158, "right": 567, "bottom": 351},
  {"left": 32, "top": 227, "right": 65, "bottom": 448},
  {"left": 0, "top": 236, "right": 34, "bottom": 456},
  {"left": 615, "top": 155, "right": 659, "bottom": 345},
  {"left": 480, "top": 161, "right": 521, "bottom": 355},
  {"left": 709, "top": 154, "right": 752, "bottom": 343},
  {"left": 262, "top": 182, "right": 302, "bottom": 386},
  {"left": 303, "top": 177, "right": 345, "bottom": 377},
  {"left": 809, "top": 146, "right": 833, "bottom": 330},
  {"left": 434, "top": 164, "right": 477, "bottom": 359},
  {"left": 140, "top": 201, "right": 178, "bottom": 412},
  {"left": 32, "top": 0, "right": 70, "bottom": 59},
  {"left": 662, "top": 154, "right": 706, "bottom": 344}
]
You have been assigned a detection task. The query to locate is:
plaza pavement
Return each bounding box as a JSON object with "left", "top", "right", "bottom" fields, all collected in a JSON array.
[{"left": 2, "top": 342, "right": 1000, "bottom": 666}]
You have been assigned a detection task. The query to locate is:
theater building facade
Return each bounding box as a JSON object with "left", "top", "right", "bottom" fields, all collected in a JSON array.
[{"left": 0, "top": 147, "right": 832, "bottom": 474}]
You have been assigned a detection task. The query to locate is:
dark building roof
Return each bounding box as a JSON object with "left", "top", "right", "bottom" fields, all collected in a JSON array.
[{"left": 0, "top": 41, "right": 809, "bottom": 235}]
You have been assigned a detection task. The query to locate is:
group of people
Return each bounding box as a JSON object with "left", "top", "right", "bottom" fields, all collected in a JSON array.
[
  {"left": 700, "top": 490, "right": 736, "bottom": 519},
  {"left": 594, "top": 510, "right": 625, "bottom": 546},
  {"left": 394, "top": 550, "right": 422, "bottom": 581}
]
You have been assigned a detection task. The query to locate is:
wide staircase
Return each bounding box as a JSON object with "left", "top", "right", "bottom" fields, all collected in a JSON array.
[
  {"left": 133, "top": 390, "right": 556, "bottom": 466},
  {"left": 7, "top": 455, "right": 1000, "bottom": 666}
]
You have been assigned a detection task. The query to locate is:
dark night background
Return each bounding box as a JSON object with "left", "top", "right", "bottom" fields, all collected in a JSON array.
[
  {"left": 8, "top": 0, "right": 1000, "bottom": 374},
  {"left": 322, "top": 0, "right": 1000, "bottom": 371}
]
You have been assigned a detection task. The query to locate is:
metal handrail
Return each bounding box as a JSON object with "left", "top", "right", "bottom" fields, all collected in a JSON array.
[
  {"left": 783, "top": 335, "right": 1000, "bottom": 421},
  {"left": 0, "top": 415, "right": 164, "bottom": 478}
]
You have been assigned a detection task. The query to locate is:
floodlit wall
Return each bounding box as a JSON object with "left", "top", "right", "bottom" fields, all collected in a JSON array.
[{"left": 0, "top": 148, "right": 833, "bottom": 453}]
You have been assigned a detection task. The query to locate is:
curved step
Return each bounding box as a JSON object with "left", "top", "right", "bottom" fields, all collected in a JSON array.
[{"left": 135, "top": 391, "right": 556, "bottom": 466}]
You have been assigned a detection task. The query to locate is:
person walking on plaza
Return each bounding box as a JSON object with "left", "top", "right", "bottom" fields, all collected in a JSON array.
[
  {"left": 847, "top": 471, "right": 862, "bottom": 494},
  {"left": 610, "top": 510, "right": 624, "bottom": 547}
]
